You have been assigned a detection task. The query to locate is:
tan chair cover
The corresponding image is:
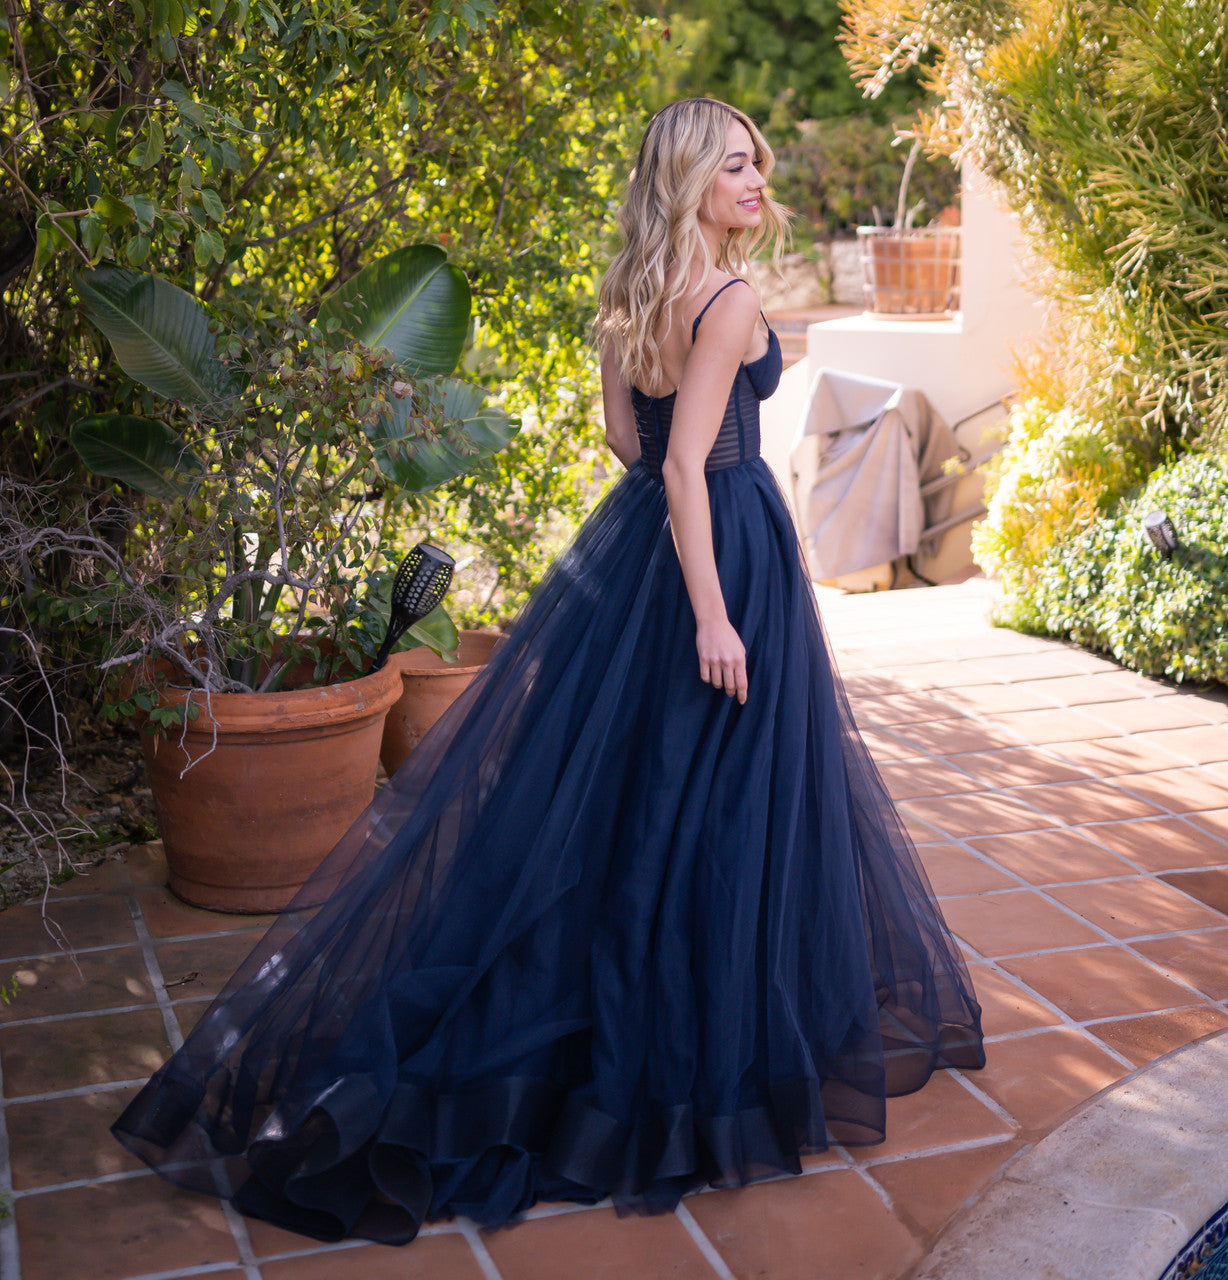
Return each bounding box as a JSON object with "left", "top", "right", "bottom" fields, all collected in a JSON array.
[{"left": 789, "top": 369, "right": 959, "bottom": 581}]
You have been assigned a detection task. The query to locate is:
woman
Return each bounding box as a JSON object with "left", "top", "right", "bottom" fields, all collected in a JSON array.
[{"left": 113, "top": 98, "right": 984, "bottom": 1244}]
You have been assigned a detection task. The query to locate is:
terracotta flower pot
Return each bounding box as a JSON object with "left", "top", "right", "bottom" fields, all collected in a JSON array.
[
  {"left": 380, "top": 629, "right": 500, "bottom": 776},
  {"left": 856, "top": 226, "right": 961, "bottom": 317},
  {"left": 141, "top": 662, "right": 402, "bottom": 913}
]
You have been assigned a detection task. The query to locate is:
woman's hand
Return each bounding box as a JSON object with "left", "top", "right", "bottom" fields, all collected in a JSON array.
[{"left": 696, "top": 616, "right": 748, "bottom": 704}]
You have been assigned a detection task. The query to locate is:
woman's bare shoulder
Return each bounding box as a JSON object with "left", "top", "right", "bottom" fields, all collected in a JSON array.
[
  {"left": 692, "top": 274, "right": 761, "bottom": 333},
  {"left": 697, "top": 269, "right": 760, "bottom": 306}
]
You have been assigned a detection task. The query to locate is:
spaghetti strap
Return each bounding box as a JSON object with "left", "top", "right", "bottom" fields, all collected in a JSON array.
[{"left": 691, "top": 278, "right": 749, "bottom": 338}]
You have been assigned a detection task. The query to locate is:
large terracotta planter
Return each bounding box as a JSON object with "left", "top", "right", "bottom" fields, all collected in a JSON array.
[
  {"left": 856, "top": 226, "right": 961, "bottom": 317},
  {"left": 380, "top": 630, "right": 500, "bottom": 776},
  {"left": 141, "top": 662, "right": 402, "bottom": 913}
]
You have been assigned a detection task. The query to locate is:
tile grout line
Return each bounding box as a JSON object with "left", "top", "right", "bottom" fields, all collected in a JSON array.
[
  {"left": 675, "top": 1200, "right": 739, "bottom": 1280},
  {"left": 129, "top": 890, "right": 265, "bottom": 1276},
  {"left": 1080, "top": 1004, "right": 1228, "bottom": 1030},
  {"left": 962, "top": 851, "right": 1228, "bottom": 1009},
  {"left": 943, "top": 1066, "right": 1023, "bottom": 1130},
  {"left": 978, "top": 1005, "right": 1224, "bottom": 1048},
  {"left": 0, "top": 924, "right": 268, "bottom": 967},
  {"left": 2, "top": 1000, "right": 173, "bottom": 1031},
  {"left": 974, "top": 947, "right": 1170, "bottom": 1070},
  {"left": 63, "top": 1264, "right": 243, "bottom": 1280},
  {"left": 11, "top": 1167, "right": 158, "bottom": 1200},
  {"left": 125, "top": 890, "right": 186, "bottom": 1054},
  {"left": 217, "top": 1198, "right": 261, "bottom": 1280},
  {"left": 859, "top": 1131, "right": 1020, "bottom": 1170},
  {"left": 937, "top": 876, "right": 1228, "bottom": 903},
  {"left": 968, "top": 938, "right": 1228, "bottom": 1072},
  {"left": 847, "top": 665, "right": 1149, "bottom": 842},
  {"left": 252, "top": 1236, "right": 406, "bottom": 1263},
  {"left": 0, "top": 1048, "right": 22, "bottom": 1280},
  {"left": 900, "top": 781, "right": 1228, "bottom": 1005},
  {"left": 457, "top": 1218, "right": 507, "bottom": 1280},
  {"left": 887, "top": 640, "right": 1222, "bottom": 712},
  {"left": 520, "top": 1196, "right": 612, "bottom": 1222},
  {"left": 955, "top": 945, "right": 1141, "bottom": 1069},
  {"left": 857, "top": 643, "right": 1225, "bottom": 780},
  {"left": 0, "top": 1077, "right": 145, "bottom": 1106},
  {"left": 849, "top": 1158, "right": 903, "bottom": 1217},
  {"left": 950, "top": 909, "right": 1228, "bottom": 958}
]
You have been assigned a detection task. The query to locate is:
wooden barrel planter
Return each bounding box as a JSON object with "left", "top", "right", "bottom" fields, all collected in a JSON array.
[
  {"left": 141, "top": 661, "right": 402, "bottom": 913},
  {"left": 380, "top": 630, "right": 500, "bottom": 776}
]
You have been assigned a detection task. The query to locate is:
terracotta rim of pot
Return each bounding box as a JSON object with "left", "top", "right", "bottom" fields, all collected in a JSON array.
[
  {"left": 152, "top": 661, "right": 403, "bottom": 734},
  {"left": 390, "top": 630, "right": 501, "bottom": 677}
]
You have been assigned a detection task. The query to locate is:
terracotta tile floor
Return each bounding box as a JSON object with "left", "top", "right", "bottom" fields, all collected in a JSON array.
[{"left": 2, "top": 578, "right": 1226, "bottom": 1280}]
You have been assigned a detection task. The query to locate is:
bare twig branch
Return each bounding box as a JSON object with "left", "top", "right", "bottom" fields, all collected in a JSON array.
[{"left": 0, "top": 376, "right": 105, "bottom": 419}]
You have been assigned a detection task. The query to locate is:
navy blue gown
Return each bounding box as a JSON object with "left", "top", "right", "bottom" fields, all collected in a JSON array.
[{"left": 113, "top": 291, "right": 984, "bottom": 1244}]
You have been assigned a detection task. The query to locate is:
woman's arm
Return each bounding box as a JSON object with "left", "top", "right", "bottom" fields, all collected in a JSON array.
[
  {"left": 600, "top": 345, "right": 642, "bottom": 468},
  {"left": 660, "top": 284, "right": 760, "bottom": 705}
]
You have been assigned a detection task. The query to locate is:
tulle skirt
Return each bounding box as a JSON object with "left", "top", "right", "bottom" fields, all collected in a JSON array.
[{"left": 113, "top": 458, "right": 984, "bottom": 1244}]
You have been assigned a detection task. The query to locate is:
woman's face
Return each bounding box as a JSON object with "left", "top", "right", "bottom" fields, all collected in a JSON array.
[{"left": 699, "top": 118, "right": 766, "bottom": 237}]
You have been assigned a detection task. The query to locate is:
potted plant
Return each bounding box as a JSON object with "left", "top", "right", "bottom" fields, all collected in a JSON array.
[
  {"left": 70, "top": 245, "right": 517, "bottom": 911},
  {"left": 857, "top": 136, "right": 961, "bottom": 318}
]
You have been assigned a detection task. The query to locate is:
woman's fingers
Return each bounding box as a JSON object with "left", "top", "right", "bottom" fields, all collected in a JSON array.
[
  {"left": 696, "top": 621, "right": 748, "bottom": 703},
  {"left": 701, "top": 653, "right": 747, "bottom": 702},
  {"left": 721, "top": 656, "right": 747, "bottom": 704}
]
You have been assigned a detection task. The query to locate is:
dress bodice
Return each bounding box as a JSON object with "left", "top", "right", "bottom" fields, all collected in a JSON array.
[{"left": 631, "top": 285, "right": 782, "bottom": 482}]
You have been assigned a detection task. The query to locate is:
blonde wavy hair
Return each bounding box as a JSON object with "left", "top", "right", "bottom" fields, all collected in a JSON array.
[{"left": 594, "top": 97, "right": 790, "bottom": 391}]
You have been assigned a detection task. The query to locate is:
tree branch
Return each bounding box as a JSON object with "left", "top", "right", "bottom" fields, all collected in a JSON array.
[{"left": 0, "top": 376, "right": 105, "bottom": 420}]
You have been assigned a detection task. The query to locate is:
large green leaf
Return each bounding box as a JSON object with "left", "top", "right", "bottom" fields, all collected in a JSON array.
[
  {"left": 71, "top": 415, "right": 205, "bottom": 500},
  {"left": 318, "top": 245, "right": 470, "bottom": 374},
  {"left": 406, "top": 604, "right": 460, "bottom": 656},
  {"left": 371, "top": 377, "right": 519, "bottom": 493},
  {"left": 76, "top": 267, "right": 238, "bottom": 407},
  {"left": 433, "top": 377, "right": 486, "bottom": 422}
]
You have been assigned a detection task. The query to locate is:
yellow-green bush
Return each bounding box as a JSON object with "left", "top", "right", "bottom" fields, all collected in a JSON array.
[
  {"left": 1027, "top": 452, "right": 1228, "bottom": 685},
  {"left": 971, "top": 399, "right": 1144, "bottom": 629}
]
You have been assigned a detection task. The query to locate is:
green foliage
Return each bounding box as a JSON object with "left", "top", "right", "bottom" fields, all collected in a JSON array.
[
  {"left": 649, "top": 0, "right": 924, "bottom": 136},
  {"left": 74, "top": 269, "right": 240, "bottom": 405},
  {"left": 3, "top": 0, "right": 659, "bottom": 627},
  {"left": 67, "top": 246, "right": 512, "bottom": 697},
  {"left": 421, "top": 396, "right": 609, "bottom": 625},
  {"left": 844, "top": 0, "right": 1228, "bottom": 632},
  {"left": 642, "top": 0, "right": 949, "bottom": 245},
  {"left": 1026, "top": 452, "right": 1228, "bottom": 685},
  {"left": 342, "top": 573, "right": 460, "bottom": 666},
  {"left": 70, "top": 415, "right": 205, "bottom": 500},
  {"left": 318, "top": 246, "right": 471, "bottom": 376},
  {"left": 843, "top": 0, "right": 1228, "bottom": 440},
  {"left": 771, "top": 118, "right": 959, "bottom": 238},
  {"left": 972, "top": 399, "right": 1146, "bottom": 629}
]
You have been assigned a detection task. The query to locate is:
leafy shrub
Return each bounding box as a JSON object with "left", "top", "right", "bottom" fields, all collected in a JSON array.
[
  {"left": 771, "top": 117, "right": 960, "bottom": 240},
  {"left": 844, "top": 0, "right": 1228, "bottom": 641},
  {"left": 971, "top": 399, "right": 1145, "bottom": 630},
  {"left": 1027, "top": 453, "right": 1228, "bottom": 686}
]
